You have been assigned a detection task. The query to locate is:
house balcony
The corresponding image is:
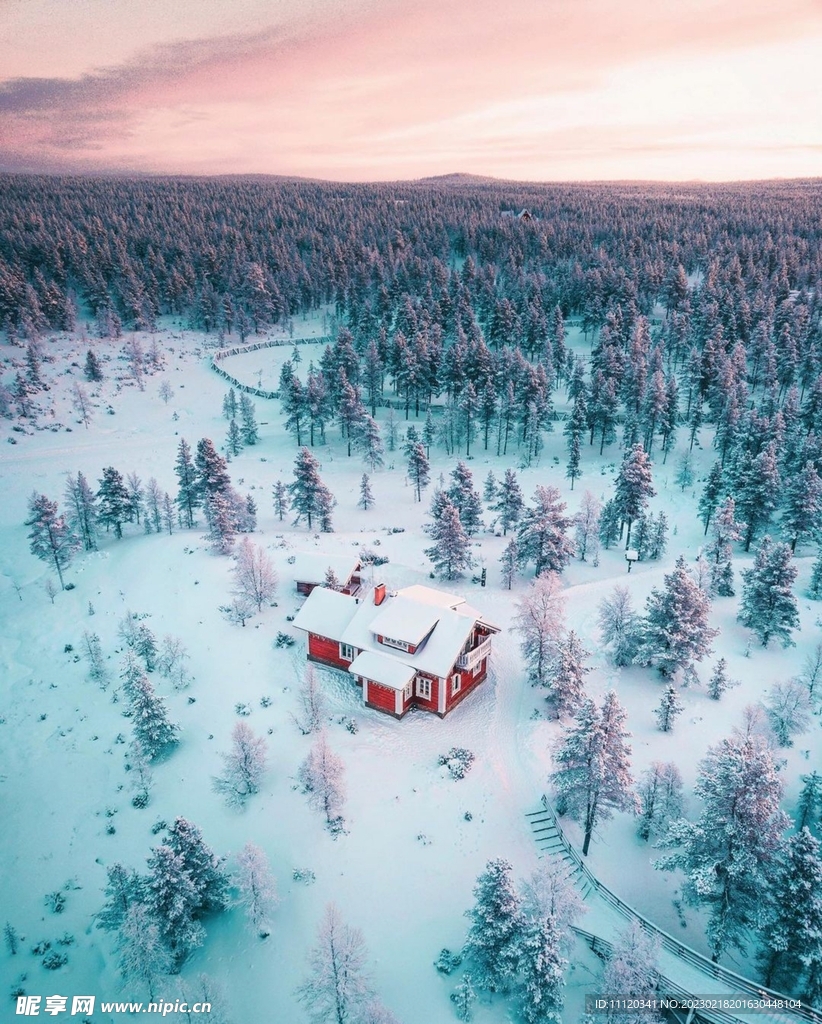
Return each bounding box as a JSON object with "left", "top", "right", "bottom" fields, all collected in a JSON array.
[{"left": 457, "top": 636, "right": 492, "bottom": 672}]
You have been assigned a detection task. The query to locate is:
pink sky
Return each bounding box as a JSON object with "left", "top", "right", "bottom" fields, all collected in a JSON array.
[{"left": 1, "top": 0, "right": 820, "bottom": 180}]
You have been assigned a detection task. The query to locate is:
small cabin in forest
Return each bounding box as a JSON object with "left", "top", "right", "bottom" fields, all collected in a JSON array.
[{"left": 291, "top": 583, "right": 499, "bottom": 718}]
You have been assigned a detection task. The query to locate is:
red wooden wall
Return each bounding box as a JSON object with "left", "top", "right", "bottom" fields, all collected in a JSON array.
[{"left": 307, "top": 633, "right": 348, "bottom": 668}]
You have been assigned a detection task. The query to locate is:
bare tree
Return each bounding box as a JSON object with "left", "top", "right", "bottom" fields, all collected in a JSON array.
[
  {"left": 765, "top": 680, "right": 812, "bottom": 746},
  {"left": 295, "top": 903, "right": 373, "bottom": 1024},
  {"left": 115, "top": 903, "right": 172, "bottom": 1001},
  {"left": 295, "top": 666, "right": 326, "bottom": 735},
  {"left": 158, "top": 380, "right": 174, "bottom": 404},
  {"left": 232, "top": 537, "right": 278, "bottom": 613},
  {"left": 574, "top": 490, "right": 601, "bottom": 563},
  {"left": 126, "top": 740, "right": 154, "bottom": 807},
  {"left": 71, "top": 382, "right": 93, "bottom": 428},
  {"left": 213, "top": 722, "right": 268, "bottom": 807},
  {"left": 158, "top": 634, "right": 191, "bottom": 689},
  {"left": 512, "top": 570, "right": 566, "bottom": 686},
  {"left": 236, "top": 843, "right": 279, "bottom": 938},
  {"left": 798, "top": 641, "right": 822, "bottom": 707},
  {"left": 299, "top": 732, "right": 346, "bottom": 833}
]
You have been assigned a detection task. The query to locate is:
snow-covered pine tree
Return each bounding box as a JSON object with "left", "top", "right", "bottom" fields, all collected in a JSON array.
[
  {"left": 513, "top": 570, "right": 566, "bottom": 686},
  {"left": 647, "top": 510, "right": 668, "bottom": 560},
  {"left": 358, "top": 473, "right": 374, "bottom": 511},
  {"left": 597, "top": 585, "right": 640, "bottom": 667},
  {"left": 517, "top": 914, "right": 567, "bottom": 1024},
  {"left": 491, "top": 468, "right": 524, "bottom": 535},
  {"left": 674, "top": 451, "right": 693, "bottom": 492},
  {"left": 162, "top": 493, "right": 174, "bottom": 535},
  {"left": 450, "top": 977, "right": 476, "bottom": 1022},
  {"left": 598, "top": 498, "right": 622, "bottom": 550},
  {"left": 462, "top": 858, "right": 523, "bottom": 994},
  {"left": 600, "top": 923, "right": 663, "bottom": 1024},
  {"left": 636, "top": 761, "right": 683, "bottom": 841},
  {"left": 25, "top": 492, "right": 78, "bottom": 589},
  {"left": 637, "top": 555, "right": 718, "bottom": 678},
  {"left": 655, "top": 684, "right": 684, "bottom": 732},
  {"left": 707, "top": 657, "right": 737, "bottom": 700},
  {"left": 735, "top": 439, "right": 781, "bottom": 551},
  {"left": 144, "top": 845, "right": 205, "bottom": 966},
  {"left": 564, "top": 390, "right": 587, "bottom": 489},
  {"left": 765, "top": 679, "right": 811, "bottom": 746},
  {"left": 239, "top": 393, "right": 259, "bottom": 445},
  {"left": 520, "top": 859, "right": 587, "bottom": 941},
  {"left": 574, "top": 490, "right": 601, "bottom": 563},
  {"left": 129, "top": 675, "right": 179, "bottom": 759},
  {"left": 758, "top": 828, "right": 822, "bottom": 999},
  {"left": 447, "top": 462, "right": 483, "bottom": 536},
  {"left": 483, "top": 470, "right": 497, "bottom": 504},
  {"left": 406, "top": 440, "right": 430, "bottom": 502},
  {"left": 82, "top": 630, "right": 108, "bottom": 686},
  {"left": 500, "top": 537, "right": 519, "bottom": 591},
  {"left": 134, "top": 624, "right": 158, "bottom": 671},
  {"left": 656, "top": 734, "right": 789, "bottom": 961},
  {"left": 174, "top": 439, "right": 198, "bottom": 528},
  {"left": 546, "top": 630, "right": 589, "bottom": 719},
  {"left": 235, "top": 843, "right": 279, "bottom": 938},
  {"left": 782, "top": 460, "right": 822, "bottom": 552},
  {"left": 289, "top": 447, "right": 335, "bottom": 530},
  {"left": 195, "top": 437, "right": 232, "bottom": 504},
  {"left": 97, "top": 467, "right": 134, "bottom": 539},
  {"left": 425, "top": 497, "right": 472, "bottom": 580},
  {"left": 282, "top": 373, "right": 307, "bottom": 446},
  {"left": 797, "top": 771, "right": 822, "bottom": 831},
  {"left": 85, "top": 347, "right": 104, "bottom": 382},
  {"left": 64, "top": 471, "right": 98, "bottom": 550},
  {"left": 739, "top": 536, "right": 798, "bottom": 647},
  {"left": 551, "top": 692, "right": 636, "bottom": 856},
  {"left": 226, "top": 418, "right": 242, "bottom": 457},
  {"left": 213, "top": 721, "right": 268, "bottom": 807},
  {"left": 354, "top": 415, "right": 385, "bottom": 471},
  {"left": 809, "top": 550, "right": 822, "bottom": 599},
  {"left": 166, "top": 817, "right": 230, "bottom": 914},
  {"left": 115, "top": 902, "right": 172, "bottom": 1000},
  {"left": 206, "top": 491, "right": 236, "bottom": 553},
  {"left": 613, "top": 443, "right": 655, "bottom": 548},
  {"left": 295, "top": 903, "right": 373, "bottom": 1024},
  {"left": 272, "top": 479, "right": 288, "bottom": 521},
  {"left": 517, "top": 486, "right": 574, "bottom": 576},
  {"left": 698, "top": 461, "right": 724, "bottom": 535},
  {"left": 232, "top": 536, "right": 277, "bottom": 611},
  {"left": 96, "top": 863, "right": 146, "bottom": 933},
  {"left": 222, "top": 388, "right": 237, "bottom": 421},
  {"left": 299, "top": 732, "right": 346, "bottom": 833}
]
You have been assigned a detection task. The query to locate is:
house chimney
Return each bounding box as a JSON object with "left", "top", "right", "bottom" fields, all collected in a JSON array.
[{"left": 374, "top": 583, "right": 386, "bottom": 606}]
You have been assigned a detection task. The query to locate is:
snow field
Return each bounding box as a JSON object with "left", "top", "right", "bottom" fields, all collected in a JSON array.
[{"left": 1, "top": 318, "right": 820, "bottom": 1021}]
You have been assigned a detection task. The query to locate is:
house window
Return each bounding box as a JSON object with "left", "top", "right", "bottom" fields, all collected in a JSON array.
[
  {"left": 340, "top": 643, "right": 355, "bottom": 661},
  {"left": 451, "top": 673, "right": 461, "bottom": 695},
  {"left": 403, "top": 681, "right": 412, "bottom": 703},
  {"left": 416, "top": 677, "right": 431, "bottom": 700},
  {"left": 380, "top": 634, "right": 410, "bottom": 652}
]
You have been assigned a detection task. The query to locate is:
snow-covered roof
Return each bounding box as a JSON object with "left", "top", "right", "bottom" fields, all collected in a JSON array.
[
  {"left": 396, "top": 584, "right": 465, "bottom": 610},
  {"left": 369, "top": 597, "right": 441, "bottom": 647},
  {"left": 289, "top": 551, "right": 360, "bottom": 586},
  {"left": 348, "top": 651, "right": 415, "bottom": 691},
  {"left": 295, "top": 582, "right": 492, "bottom": 678},
  {"left": 291, "top": 587, "right": 358, "bottom": 639}
]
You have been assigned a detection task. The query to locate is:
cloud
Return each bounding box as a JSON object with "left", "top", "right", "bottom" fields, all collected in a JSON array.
[{"left": 0, "top": 0, "right": 820, "bottom": 179}]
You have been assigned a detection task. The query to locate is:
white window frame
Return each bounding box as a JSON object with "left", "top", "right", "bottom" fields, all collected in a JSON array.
[
  {"left": 416, "top": 677, "right": 431, "bottom": 700},
  {"left": 403, "top": 681, "right": 412, "bottom": 703},
  {"left": 340, "top": 643, "right": 355, "bottom": 662},
  {"left": 380, "top": 634, "right": 410, "bottom": 652},
  {"left": 451, "top": 673, "right": 461, "bottom": 695}
]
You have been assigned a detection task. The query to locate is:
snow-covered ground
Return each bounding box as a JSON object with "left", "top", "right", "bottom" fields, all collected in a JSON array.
[{"left": 1, "top": 318, "right": 819, "bottom": 1022}]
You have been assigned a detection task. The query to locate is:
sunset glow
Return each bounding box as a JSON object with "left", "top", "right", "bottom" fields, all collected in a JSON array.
[{"left": 2, "top": 0, "right": 820, "bottom": 180}]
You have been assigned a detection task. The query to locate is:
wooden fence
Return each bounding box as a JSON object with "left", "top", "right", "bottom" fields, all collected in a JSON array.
[{"left": 210, "top": 334, "right": 334, "bottom": 399}]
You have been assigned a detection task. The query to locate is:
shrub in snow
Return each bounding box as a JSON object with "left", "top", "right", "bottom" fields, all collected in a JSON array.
[
  {"left": 42, "top": 950, "right": 68, "bottom": 970},
  {"left": 234, "top": 702, "right": 252, "bottom": 716},
  {"left": 45, "top": 892, "right": 65, "bottom": 914},
  {"left": 438, "top": 748, "right": 475, "bottom": 780},
  {"left": 293, "top": 869, "right": 316, "bottom": 885},
  {"left": 450, "top": 977, "right": 476, "bottom": 1021},
  {"left": 433, "top": 948, "right": 463, "bottom": 975},
  {"left": 274, "top": 631, "right": 295, "bottom": 648}
]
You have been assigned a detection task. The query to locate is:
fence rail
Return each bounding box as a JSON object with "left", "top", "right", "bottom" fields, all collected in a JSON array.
[
  {"left": 210, "top": 334, "right": 334, "bottom": 399},
  {"left": 531, "top": 795, "right": 821, "bottom": 1024}
]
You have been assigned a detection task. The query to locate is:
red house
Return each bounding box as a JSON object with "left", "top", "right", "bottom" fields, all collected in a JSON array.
[{"left": 291, "top": 583, "right": 499, "bottom": 718}]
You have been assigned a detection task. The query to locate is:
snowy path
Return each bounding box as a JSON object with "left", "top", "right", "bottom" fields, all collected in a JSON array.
[{"left": 528, "top": 800, "right": 821, "bottom": 1024}]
